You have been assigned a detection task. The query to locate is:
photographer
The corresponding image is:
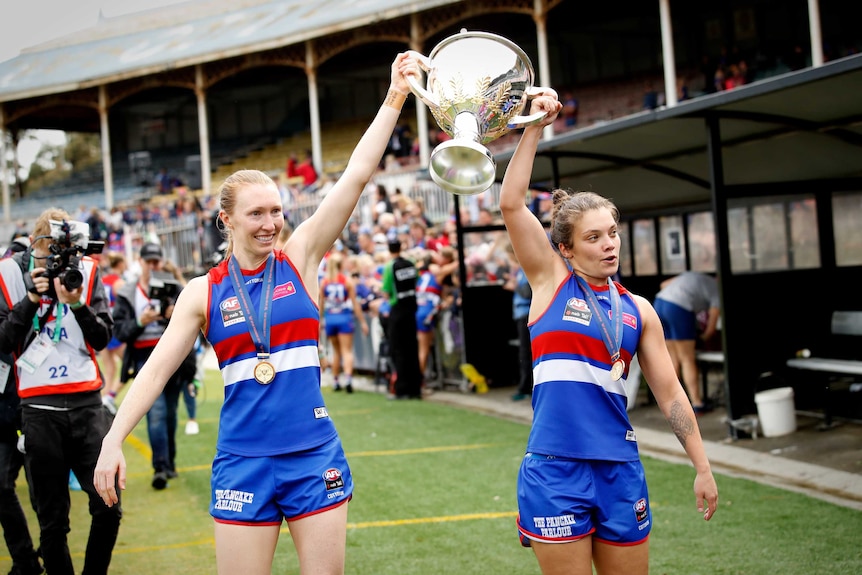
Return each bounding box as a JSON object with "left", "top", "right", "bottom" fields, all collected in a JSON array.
[
  {"left": 0, "top": 208, "right": 120, "bottom": 575},
  {"left": 112, "top": 243, "right": 195, "bottom": 490}
]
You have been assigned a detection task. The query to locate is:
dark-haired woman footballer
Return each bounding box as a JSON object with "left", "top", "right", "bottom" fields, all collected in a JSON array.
[{"left": 499, "top": 89, "right": 718, "bottom": 575}]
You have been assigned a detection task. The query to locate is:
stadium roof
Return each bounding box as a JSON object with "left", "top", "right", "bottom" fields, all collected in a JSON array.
[
  {"left": 0, "top": 0, "right": 458, "bottom": 102},
  {"left": 495, "top": 53, "right": 862, "bottom": 212}
]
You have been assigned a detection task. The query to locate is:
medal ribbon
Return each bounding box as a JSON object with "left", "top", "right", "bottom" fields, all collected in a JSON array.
[
  {"left": 574, "top": 274, "right": 623, "bottom": 366},
  {"left": 228, "top": 254, "right": 275, "bottom": 360}
]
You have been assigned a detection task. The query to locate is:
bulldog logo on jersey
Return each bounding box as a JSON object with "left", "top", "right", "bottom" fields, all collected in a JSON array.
[
  {"left": 323, "top": 467, "right": 344, "bottom": 490},
  {"left": 562, "top": 297, "right": 591, "bottom": 325},
  {"left": 220, "top": 296, "right": 245, "bottom": 327}
]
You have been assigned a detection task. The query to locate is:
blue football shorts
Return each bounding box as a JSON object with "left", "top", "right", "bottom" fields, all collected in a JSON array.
[
  {"left": 517, "top": 453, "right": 651, "bottom": 546},
  {"left": 653, "top": 299, "right": 697, "bottom": 340},
  {"left": 210, "top": 435, "right": 353, "bottom": 525},
  {"left": 324, "top": 313, "right": 355, "bottom": 338},
  {"left": 415, "top": 304, "right": 437, "bottom": 333}
]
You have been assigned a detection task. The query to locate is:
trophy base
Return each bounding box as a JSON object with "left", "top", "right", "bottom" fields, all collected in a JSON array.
[{"left": 429, "top": 139, "right": 496, "bottom": 196}]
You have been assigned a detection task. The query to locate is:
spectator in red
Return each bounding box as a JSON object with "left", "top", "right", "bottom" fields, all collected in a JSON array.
[
  {"left": 424, "top": 224, "right": 448, "bottom": 253},
  {"left": 724, "top": 64, "right": 747, "bottom": 90},
  {"left": 286, "top": 149, "right": 318, "bottom": 189}
]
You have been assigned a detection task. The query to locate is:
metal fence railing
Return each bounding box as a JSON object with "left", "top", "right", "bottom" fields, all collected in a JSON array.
[
  {"left": 123, "top": 214, "right": 206, "bottom": 277},
  {"left": 282, "top": 174, "right": 503, "bottom": 232}
]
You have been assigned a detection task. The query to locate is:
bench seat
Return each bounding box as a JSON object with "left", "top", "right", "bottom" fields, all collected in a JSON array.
[
  {"left": 785, "top": 357, "right": 862, "bottom": 376},
  {"left": 784, "top": 311, "right": 862, "bottom": 427}
]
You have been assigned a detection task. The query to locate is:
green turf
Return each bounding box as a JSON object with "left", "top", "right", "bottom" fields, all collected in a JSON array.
[{"left": 2, "top": 370, "right": 860, "bottom": 574}]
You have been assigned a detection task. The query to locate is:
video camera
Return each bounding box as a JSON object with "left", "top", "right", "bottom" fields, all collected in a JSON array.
[
  {"left": 148, "top": 273, "right": 182, "bottom": 318},
  {"left": 41, "top": 220, "right": 105, "bottom": 295}
]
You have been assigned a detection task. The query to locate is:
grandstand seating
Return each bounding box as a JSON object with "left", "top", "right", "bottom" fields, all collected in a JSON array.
[
  {"left": 209, "top": 116, "right": 409, "bottom": 189},
  {"left": 14, "top": 69, "right": 694, "bottom": 221}
]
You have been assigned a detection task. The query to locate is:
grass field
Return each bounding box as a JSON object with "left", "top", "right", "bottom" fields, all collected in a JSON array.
[{"left": 2, "top": 369, "right": 861, "bottom": 574}]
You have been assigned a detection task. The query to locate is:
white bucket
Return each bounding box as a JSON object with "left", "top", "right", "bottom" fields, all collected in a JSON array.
[{"left": 754, "top": 387, "right": 797, "bottom": 437}]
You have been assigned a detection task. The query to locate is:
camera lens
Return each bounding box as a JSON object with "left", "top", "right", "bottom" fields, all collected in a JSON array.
[{"left": 61, "top": 269, "right": 84, "bottom": 291}]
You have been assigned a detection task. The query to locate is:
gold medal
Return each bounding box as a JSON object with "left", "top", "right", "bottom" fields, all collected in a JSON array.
[
  {"left": 253, "top": 360, "right": 275, "bottom": 384},
  {"left": 610, "top": 359, "right": 625, "bottom": 381}
]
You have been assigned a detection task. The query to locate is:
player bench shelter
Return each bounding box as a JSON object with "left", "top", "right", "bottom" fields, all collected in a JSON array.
[{"left": 493, "top": 54, "right": 862, "bottom": 435}]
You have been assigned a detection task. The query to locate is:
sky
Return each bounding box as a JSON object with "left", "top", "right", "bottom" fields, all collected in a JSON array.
[
  {"left": 1, "top": 0, "right": 187, "bottom": 169},
  {"left": 0, "top": 0, "right": 189, "bottom": 65}
]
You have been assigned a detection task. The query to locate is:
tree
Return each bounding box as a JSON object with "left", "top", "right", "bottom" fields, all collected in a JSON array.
[
  {"left": 65, "top": 132, "right": 101, "bottom": 171},
  {"left": 19, "top": 132, "right": 63, "bottom": 195},
  {"left": 9, "top": 131, "right": 101, "bottom": 197}
]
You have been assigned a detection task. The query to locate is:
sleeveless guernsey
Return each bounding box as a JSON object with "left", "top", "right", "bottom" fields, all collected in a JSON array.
[
  {"left": 205, "top": 252, "right": 336, "bottom": 457},
  {"left": 416, "top": 270, "right": 442, "bottom": 310},
  {"left": 321, "top": 273, "right": 353, "bottom": 316},
  {"left": 528, "top": 275, "right": 643, "bottom": 461},
  {"left": 102, "top": 273, "right": 121, "bottom": 307}
]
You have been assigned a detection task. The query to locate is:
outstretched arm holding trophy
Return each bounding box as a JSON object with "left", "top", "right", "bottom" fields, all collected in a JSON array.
[
  {"left": 94, "top": 51, "right": 422, "bottom": 575},
  {"left": 406, "top": 29, "right": 549, "bottom": 195}
]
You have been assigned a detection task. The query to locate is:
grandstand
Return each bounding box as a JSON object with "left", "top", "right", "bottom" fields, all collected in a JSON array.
[
  {"left": 6, "top": 0, "right": 847, "bottom": 223},
  {"left": 9, "top": 64, "right": 669, "bottom": 223}
]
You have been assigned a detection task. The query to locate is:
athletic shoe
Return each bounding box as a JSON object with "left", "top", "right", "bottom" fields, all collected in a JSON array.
[
  {"left": 345, "top": 383, "right": 353, "bottom": 394},
  {"left": 185, "top": 420, "right": 200, "bottom": 435},
  {"left": 152, "top": 471, "right": 168, "bottom": 490},
  {"left": 166, "top": 469, "right": 179, "bottom": 479},
  {"left": 101, "top": 394, "right": 117, "bottom": 415}
]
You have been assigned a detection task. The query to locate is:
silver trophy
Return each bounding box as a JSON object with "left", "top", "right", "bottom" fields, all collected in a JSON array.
[{"left": 407, "top": 29, "right": 547, "bottom": 195}]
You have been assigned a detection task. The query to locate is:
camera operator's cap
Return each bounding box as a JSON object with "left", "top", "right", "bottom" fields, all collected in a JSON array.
[{"left": 140, "top": 242, "right": 163, "bottom": 261}]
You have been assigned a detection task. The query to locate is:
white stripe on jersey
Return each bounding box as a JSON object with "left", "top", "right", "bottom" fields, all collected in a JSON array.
[
  {"left": 533, "top": 358, "right": 628, "bottom": 397},
  {"left": 221, "top": 344, "right": 319, "bottom": 386}
]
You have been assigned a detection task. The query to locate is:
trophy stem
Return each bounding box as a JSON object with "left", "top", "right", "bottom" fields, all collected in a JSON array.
[
  {"left": 452, "top": 111, "right": 481, "bottom": 143},
  {"left": 429, "top": 112, "right": 496, "bottom": 196}
]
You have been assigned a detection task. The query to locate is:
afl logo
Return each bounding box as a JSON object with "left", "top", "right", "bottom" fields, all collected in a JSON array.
[
  {"left": 563, "top": 297, "right": 592, "bottom": 325},
  {"left": 220, "top": 297, "right": 240, "bottom": 312},
  {"left": 323, "top": 467, "right": 345, "bottom": 490},
  {"left": 633, "top": 498, "right": 648, "bottom": 522}
]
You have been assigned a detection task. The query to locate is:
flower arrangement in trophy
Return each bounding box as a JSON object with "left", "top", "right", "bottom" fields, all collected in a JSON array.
[{"left": 407, "top": 29, "right": 547, "bottom": 195}]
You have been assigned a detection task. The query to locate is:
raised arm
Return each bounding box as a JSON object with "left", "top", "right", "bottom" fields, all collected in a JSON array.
[
  {"left": 290, "top": 52, "right": 420, "bottom": 281},
  {"left": 498, "top": 90, "right": 562, "bottom": 301},
  {"left": 94, "top": 275, "right": 208, "bottom": 505}
]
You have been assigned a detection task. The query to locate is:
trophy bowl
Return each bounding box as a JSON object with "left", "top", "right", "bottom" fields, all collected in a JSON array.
[{"left": 408, "top": 29, "right": 546, "bottom": 195}]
